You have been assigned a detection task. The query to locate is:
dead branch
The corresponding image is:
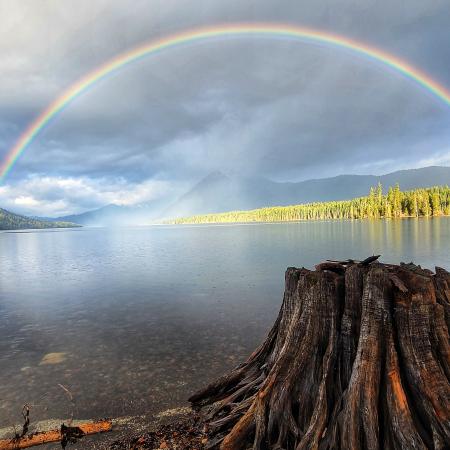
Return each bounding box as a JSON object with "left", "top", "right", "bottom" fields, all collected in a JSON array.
[{"left": 0, "top": 420, "right": 112, "bottom": 450}]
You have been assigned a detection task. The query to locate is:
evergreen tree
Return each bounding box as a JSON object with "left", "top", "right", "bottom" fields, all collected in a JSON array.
[{"left": 170, "top": 185, "right": 450, "bottom": 224}]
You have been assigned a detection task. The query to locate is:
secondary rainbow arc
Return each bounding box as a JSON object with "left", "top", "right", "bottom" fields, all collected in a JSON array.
[{"left": 1, "top": 23, "right": 450, "bottom": 183}]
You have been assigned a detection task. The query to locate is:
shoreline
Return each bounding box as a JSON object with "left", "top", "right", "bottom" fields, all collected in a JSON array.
[{"left": 166, "top": 213, "right": 450, "bottom": 226}]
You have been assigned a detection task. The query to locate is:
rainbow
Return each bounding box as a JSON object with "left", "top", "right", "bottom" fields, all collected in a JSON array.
[{"left": 1, "top": 23, "right": 450, "bottom": 183}]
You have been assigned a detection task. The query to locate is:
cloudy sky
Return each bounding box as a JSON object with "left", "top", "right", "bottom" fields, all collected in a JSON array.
[{"left": 0, "top": 0, "right": 449, "bottom": 216}]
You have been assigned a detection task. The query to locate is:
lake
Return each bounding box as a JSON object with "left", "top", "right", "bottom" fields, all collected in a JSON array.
[{"left": 0, "top": 218, "right": 449, "bottom": 430}]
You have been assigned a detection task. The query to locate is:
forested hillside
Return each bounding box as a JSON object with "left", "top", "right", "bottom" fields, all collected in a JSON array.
[
  {"left": 164, "top": 166, "right": 450, "bottom": 218},
  {"left": 170, "top": 184, "right": 450, "bottom": 224},
  {"left": 0, "top": 207, "right": 80, "bottom": 230}
]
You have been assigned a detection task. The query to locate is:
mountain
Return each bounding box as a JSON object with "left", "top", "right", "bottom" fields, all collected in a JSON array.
[
  {"left": 171, "top": 185, "right": 450, "bottom": 224},
  {"left": 0, "top": 207, "right": 80, "bottom": 230},
  {"left": 51, "top": 165, "right": 450, "bottom": 224},
  {"left": 162, "top": 171, "right": 246, "bottom": 218},
  {"left": 163, "top": 166, "right": 450, "bottom": 218},
  {"left": 55, "top": 201, "right": 164, "bottom": 226}
]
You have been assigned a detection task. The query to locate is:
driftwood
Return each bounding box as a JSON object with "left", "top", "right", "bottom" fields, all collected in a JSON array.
[
  {"left": 190, "top": 259, "right": 450, "bottom": 449},
  {"left": 0, "top": 420, "right": 112, "bottom": 449}
]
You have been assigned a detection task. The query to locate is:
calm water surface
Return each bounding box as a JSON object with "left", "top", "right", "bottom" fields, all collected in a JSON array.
[{"left": 0, "top": 219, "right": 449, "bottom": 428}]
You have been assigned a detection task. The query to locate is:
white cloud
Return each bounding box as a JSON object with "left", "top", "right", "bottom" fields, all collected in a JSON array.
[
  {"left": 411, "top": 150, "right": 450, "bottom": 169},
  {"left": 0, "top": 0, "right": 449, "bottom": 214},
  {"left": 14, "top": 195, "right": 41, "bottom": 207},
  {"left": 0, "top": 175, "right": 174, "bottom": 217}
]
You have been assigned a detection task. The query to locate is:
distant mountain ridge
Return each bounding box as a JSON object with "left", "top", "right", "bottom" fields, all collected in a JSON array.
[
  {"left": 0, "top": 207, "right": 80, "bottom": 230},
  {"left": 53, "top": 200, "right": 165, "bottom": 227},
  {"left": 163, "top": 166, "right": 450, "bottom": 219},
  {"left": 53, "top": 165, "right": 450, "bottom": 225},
  {"left": 57, "top": 204, "right": 141, "bottom": 227}
]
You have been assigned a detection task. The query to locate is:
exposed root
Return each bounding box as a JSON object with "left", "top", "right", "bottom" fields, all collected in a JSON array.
[{"left": 190, "top": 260, "right": 450, "bottom": 450}]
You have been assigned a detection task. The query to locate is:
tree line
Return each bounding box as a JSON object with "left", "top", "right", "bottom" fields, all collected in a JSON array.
[
  {"left": 170, "top": 184, "right": 450, "bottom": 224},
  {"left": 0, "top": 207, "right": 79, "bottom": 230}
]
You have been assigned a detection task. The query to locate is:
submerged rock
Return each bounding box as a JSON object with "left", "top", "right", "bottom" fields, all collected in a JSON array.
[{"left": 39, "top": 352, "right": 67, "bottom": 365}]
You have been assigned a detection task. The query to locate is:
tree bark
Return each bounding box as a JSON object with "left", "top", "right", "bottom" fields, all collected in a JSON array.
[{"left": 189, "top": 260, "right": 450, "bottom": 450}]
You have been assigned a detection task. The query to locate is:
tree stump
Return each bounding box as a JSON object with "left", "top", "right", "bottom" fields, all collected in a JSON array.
[{"left": 189, "top": 260, "right": 450, "bottom": 449}]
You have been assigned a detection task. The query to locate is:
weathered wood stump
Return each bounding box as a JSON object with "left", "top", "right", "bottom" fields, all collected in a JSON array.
[{"left": 190, "top": 260, "right": 450, "bottom": 449}]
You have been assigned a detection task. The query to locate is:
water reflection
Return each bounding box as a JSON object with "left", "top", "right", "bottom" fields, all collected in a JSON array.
[{"left": 0, "top": 218, "right": 449, "bottom": 427}]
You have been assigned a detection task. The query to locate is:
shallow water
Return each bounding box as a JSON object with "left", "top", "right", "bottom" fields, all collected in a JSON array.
[{"left": 0, "top": 218, "right": 449, "bottom": 428}]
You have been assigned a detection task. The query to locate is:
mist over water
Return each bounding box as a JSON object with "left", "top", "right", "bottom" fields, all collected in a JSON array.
[{"left": 0, "top": 218, "right": 449, "bottom": 427}]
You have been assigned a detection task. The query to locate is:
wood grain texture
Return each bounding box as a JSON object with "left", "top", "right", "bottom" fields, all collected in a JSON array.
[{"left": 190, "top": 261, "right": 450, "bottom": 449}]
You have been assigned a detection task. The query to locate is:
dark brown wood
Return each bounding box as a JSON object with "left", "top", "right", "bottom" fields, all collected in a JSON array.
[{"left": 190, "top": 261, "right": 450, "bottom": 449}]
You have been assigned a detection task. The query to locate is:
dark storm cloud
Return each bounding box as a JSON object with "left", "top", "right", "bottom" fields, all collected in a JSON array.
[{"left": 0, "top": 0, "right": 449, "bottom": 214}]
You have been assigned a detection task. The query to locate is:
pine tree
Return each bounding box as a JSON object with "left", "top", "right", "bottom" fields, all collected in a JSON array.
[{"left": 170, "top": 185, "right": 450, "bottom": 224}]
